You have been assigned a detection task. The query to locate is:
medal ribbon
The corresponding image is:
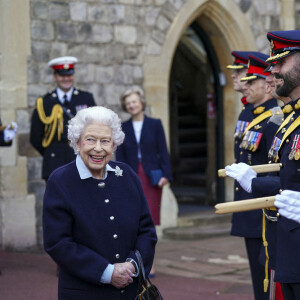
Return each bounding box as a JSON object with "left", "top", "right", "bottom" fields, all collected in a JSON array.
[{"left": 242, "top": 110, "right": 273, "bottom": 137}]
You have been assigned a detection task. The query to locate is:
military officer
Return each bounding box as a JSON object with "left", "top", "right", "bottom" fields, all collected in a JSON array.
[
  {"left": 30, "top": 56, "right": 96, "bottom": 180},
  {"left": 227, "top": 51, "right": 261, "bottom": 162},
  {"left": 225, "top": 52, "right": 283, "bottom": 300},
  {"left": 264, "top": 30, "right": 300, "bottom": 300}
]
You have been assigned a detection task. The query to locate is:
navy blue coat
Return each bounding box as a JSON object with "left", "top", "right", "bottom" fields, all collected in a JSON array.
[
  {"left": 116, "top": 115, "right": 172, "bottom": 181},
  {"left": 30, "top": 88, "right": 95, "bottom": 179},
  {"left": 274, "top": 103, "right": 300, "bottom": 283},
  {"left": 43, "top": 160, "right": 157, "bottom": 300},
  {"left": 251, "top": 106, "right": 293, "bottom": 270},
  {"left": 231, "top": 99, "right": 280, "bottom": 238}
]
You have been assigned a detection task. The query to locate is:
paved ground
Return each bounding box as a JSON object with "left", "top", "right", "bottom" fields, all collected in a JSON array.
[{"left": 0, "top": 234, "right": 256, "bottom": 299}]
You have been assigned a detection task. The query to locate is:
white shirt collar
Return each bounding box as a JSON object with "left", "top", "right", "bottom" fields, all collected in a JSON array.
[
  {"left": 56, "top": 87, "right": 74, "bottom": 104},
  {"left": 76, "top": 155, "right": 115, "bottom": 180}
]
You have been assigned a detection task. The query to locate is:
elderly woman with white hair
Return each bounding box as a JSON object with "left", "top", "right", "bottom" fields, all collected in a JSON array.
[{"left": 43, "top": 106, "right": 157, "bottom": 300}]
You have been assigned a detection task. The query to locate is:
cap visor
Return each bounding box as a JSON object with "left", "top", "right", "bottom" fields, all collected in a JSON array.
[
  {"left": 226, "top": 65, "right": 245, "bottom": 69},
  {"left": 240, "top": 75, "right": 257, "bottom": 81},
  {"left": 266, "top": 51, "right": 290, "bottom": 63},
  {"left": 55, "top": 69, "right": 75, "bottom": 76}
]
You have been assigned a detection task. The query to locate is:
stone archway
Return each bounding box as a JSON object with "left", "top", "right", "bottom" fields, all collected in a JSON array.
[{"left": 143, "top": 0, "right": 257, "bottom": 230}]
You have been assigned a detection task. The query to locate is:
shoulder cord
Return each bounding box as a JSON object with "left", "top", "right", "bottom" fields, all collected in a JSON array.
[{"left": 36, "top": 97, "right": 64, "bottom": 148}]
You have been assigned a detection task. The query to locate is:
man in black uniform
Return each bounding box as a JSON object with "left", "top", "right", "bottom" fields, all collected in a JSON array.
[
  {"left": 264, "top": 30, "right": 300, "bottom": 300},
  {"left": 227, "top": 51, "right": 261, "bottom": 162},
  {"left": 225, "top": 52, "right": 283, "bottom": 300},
  {"left": 30, "top": 56, "right": 96, "bottom": 180}
]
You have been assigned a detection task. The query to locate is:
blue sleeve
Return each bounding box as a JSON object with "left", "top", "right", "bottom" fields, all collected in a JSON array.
[
  {"left": 100, "top": 264, "right": 114, "bottom": 283},
  {"left": 252, "top": 175, "right": 281, "bottom": 198}
]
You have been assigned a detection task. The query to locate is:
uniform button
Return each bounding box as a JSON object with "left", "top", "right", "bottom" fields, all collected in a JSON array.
[
  {"left": 121, "top": 290, "right": 125, "bottom": 294},
  {"left": 240, "top": 151, "right": 243, "bottom": 155},
  {"left": 110, "top": 216, "right": 115, "bottom": 220},
  {"left": 291, "top": 118, "right": 295, "bottom": 122},
  {"left": 113, "top": 234, "right": 118, "bottom": 239},
  {"left": 279, "top": 189, "right": 283, "bottom": 194},
  {"left": 105, "top": 199, "right": 109, "bottom": 203},
  {"left": 276, "top": 212, "right": 280, "bottom": 218},
  {"left": 98, "top": 182, "right": 105, "bottom": 188},
  {"left": 235, "top": 141, "right": 238, "bottom": 144},
  {"left": 115, "top": 254, "right": 120, "bottom": 259},
  {"left": 51, "top": 153, "right": 55, "bottom": 157},
  {"left": 268, "top": 161, "right": 272, "bottom": 164},
  {"left": 242, "top": 107, "right": 245, "bottom": 110},
  {"left": 286, "top": 139, "right": 289, "bottom": 143},
  {"left": 235, "top": 187, "right": 239, "bottom": 191}
]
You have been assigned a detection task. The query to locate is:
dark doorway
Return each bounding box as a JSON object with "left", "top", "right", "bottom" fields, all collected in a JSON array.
[{"left": 169, "top": 22, "right": 224, "bottom": 212}]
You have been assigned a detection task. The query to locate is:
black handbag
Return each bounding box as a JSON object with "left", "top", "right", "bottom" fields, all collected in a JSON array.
[{"left": 135, "top": 250, "right": 163, "bottom": 300}]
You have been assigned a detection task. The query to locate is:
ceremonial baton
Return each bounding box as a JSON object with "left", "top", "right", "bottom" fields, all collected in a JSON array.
[
  {"left": 218, "top": 163, "right": 282, "bottom": 178},
  {"left": 215, "top": 196, "right": 276, "bottom": 215}
]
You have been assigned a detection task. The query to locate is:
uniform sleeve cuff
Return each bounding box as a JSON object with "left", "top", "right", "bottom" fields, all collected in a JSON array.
[{"left": 100, "top": 264, "right": 114, "bottom": 283}]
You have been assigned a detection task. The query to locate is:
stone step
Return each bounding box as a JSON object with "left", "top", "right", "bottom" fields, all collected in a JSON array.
[
  {"left": 162, "top": 207, "right": 232, "bottom": 240},
  {"left": 171, "top": 186, "right": 207, "bottom": 204},
  {"left": 163, "top": 222, "right": 231, "bottom": 240}
]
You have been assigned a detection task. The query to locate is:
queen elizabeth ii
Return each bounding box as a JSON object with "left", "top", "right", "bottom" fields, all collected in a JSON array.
[{"left": 43, "top": 106, "right": 157, "bottom": 300}]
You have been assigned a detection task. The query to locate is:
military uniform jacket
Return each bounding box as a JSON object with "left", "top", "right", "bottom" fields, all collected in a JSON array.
[
  {"left": 30, "top": 88, "right": 95, "bottom": 179},
  {"left": 43, "top": 160, "right": 157, "bottom": 300},
  {"left": 231, "top": 98, "right": 281, "bottom": 238},
  {"left": 251, "top": 103, "right": 293, "bottom": 270},
  {"left": 234, "top": 99, "right": 254, "bottom": 162},
  {"left": 273, "top": 101, "right": 300, "bottom": 283}
]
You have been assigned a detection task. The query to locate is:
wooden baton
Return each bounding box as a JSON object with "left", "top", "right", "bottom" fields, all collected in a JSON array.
[
  {"left": 218, "top": 163, "right": 282, "bottom": 178},
  {"left": 215, "top": 196, "right": 276, "bottom": 215}
]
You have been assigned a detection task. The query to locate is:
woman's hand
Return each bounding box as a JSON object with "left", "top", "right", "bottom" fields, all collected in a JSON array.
[
  {"left": 158, "top": 177, "right": 169, "bottom": 188},
  {"left": 111, "top": 262, "right": 135, "bottom": 289}
]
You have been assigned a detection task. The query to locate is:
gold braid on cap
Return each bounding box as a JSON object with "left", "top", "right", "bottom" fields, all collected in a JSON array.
[
  {"left": 36, "top": 97, "right": 64, "bottom": 148},
  {"left": 266, "top": 51, "right": 290, "bottom": 62}
]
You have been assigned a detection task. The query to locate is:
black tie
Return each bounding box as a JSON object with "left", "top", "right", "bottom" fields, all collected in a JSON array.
[{"left": 63, "top": 94, "right": 68, "bottom": 106}]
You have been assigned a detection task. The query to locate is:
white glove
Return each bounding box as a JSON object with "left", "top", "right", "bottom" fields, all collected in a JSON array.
[
  {"left": 275, "top": 190, "right": 300, "bottom": 224},
  {"left": 225, "top": 162, "right": 257, "bottom": 193},
  {"left": 3, "top": 122, "right": 18, "bottom": 142}
]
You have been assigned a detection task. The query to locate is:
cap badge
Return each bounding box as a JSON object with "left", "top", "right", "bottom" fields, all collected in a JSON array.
[{"left": 63, "top": 64, "right": 70, "bottom": 69}]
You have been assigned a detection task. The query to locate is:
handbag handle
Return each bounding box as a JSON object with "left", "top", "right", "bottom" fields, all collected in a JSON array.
[{"left": 135, "top": 250, "right": 150, "bottom": 300}]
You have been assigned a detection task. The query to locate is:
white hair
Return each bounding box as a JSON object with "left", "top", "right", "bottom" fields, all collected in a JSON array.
[{"left": 68, "top": 106, "right": 125, "bottom": 154}]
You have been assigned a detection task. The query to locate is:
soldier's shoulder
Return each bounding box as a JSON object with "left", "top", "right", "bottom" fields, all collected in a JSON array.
[
  {"left": 269, "top": 106, "right": 284, "bottom": 126},
  {"left": 73, "top": 88, "right": 93, "bottom": 97}
]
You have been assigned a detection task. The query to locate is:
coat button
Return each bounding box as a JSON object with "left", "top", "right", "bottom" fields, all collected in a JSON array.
[
  {"left": 105, "top": 199, "right": 109, "bottom": 203},
  {"left": 286, "top": 139, "right": 289, "bottom": 143},
  {"left": 276, "top": 212, "right": 280, "bottom": 218},
  {"left": 98, "top": 182, "right": 105, "bottom": 188},
  {"left": 115, "top": 254, "right": 120, "bottom": 259},
  {"left": 235, "top": 187, "right": 239, "bottom": 191},
  {"left": 113, "top": 234, "right": 118, "bottom": 239},
  {"left": 279, "top": 189, "right": 282, "bottom": 194},
  {"left": 110, "top": 216, "right": 115, "bottom": 220},
  {"left": 240, "top": 151, "right": 243, "bottom": 155},
  {"left": 121, "top": 290, "right": 125, "bottom": 294},
  {"left": 67, "top": 109, "right": 71, "bottom": 113},
  {"left": 51, "top": 153, "right": 55, "bottom": 157}
]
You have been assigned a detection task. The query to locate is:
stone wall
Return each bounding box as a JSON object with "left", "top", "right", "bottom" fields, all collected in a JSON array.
[{"left": 14, "top": 0, "right": 293, "bottom": 246}]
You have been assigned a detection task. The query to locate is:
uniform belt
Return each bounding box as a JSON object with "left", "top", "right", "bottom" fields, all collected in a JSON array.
[{"left": 262, "top": 208, "right": 278, "bottom": 222}]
